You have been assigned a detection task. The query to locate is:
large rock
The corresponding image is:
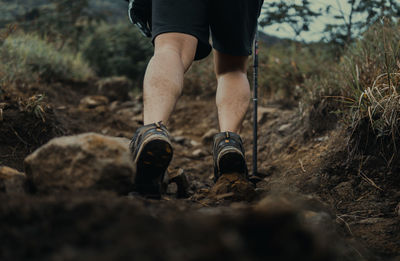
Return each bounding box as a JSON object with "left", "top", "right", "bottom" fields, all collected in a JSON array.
[
  {"left": 96, "top": 76, "right": 133, "bottom": 101},
  {"left": 0, "top": 166, "right": 27, "bottom": 194},
  {"left": 24, "top": 133, "right": 135, "bottom": 194}
]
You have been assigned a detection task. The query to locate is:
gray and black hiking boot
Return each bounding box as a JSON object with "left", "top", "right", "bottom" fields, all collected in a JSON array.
[
  {"left": 213, "top": 131, "right": 248, "bottom": 182},
  {"left": 130, "top": 121, "right": 173, "bottom": 198}
]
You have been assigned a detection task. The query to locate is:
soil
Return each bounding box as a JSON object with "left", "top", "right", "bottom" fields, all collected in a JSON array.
[{"left": 0, "top": 80, "right": 399, "bottom": 261}]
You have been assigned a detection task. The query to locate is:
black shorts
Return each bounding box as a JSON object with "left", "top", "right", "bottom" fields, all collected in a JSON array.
[{"left": 152, "top": 0, "right": 263, "bottom": 60}]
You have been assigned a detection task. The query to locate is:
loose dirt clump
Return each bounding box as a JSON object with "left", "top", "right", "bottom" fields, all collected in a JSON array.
[{"left": 0, "top": 87, "right": 65, "bottom": 170}]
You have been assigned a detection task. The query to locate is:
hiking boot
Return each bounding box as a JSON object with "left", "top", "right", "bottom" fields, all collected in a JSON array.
[
  {"left": 213, "top": 131, "right": 248, "bottom": 182},
  {"left": 130, "top": 121, "right": 173, "bottom": 198}
]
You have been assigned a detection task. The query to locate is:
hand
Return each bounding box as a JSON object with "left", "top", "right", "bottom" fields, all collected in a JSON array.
[{"left": 128, "top": 0, "right": 152, "bottom": 38}]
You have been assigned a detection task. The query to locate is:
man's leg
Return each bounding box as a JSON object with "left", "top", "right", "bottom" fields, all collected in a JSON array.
[
  {"left": 131, "top": 33, "right": 197, "bottom": 197},
  {"left": 143, "top": 33, "right": 198, "bottom": 125},
  {"left": 214, "top": 50, "right": 250, "bottom": 133}
]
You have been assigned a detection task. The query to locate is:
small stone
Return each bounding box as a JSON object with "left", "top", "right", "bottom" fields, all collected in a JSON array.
[
  {"left": 172, "top": 136, "right": 186, "bottom": 145},
  {"left": 278, "top": 123, "right": 291, "bottom": 134},
  {"left": 316, "top": 136, "right": 329, "bottom": 142},
  {"left": 302, "top": 211, "right": 332, "bottom": 228},
  {"left": 190, "top": 140, "right": 200, "bottom": 147},
  {"left": 80, "top": 96, "right": 109, "bottom": 109},
  {"left": 109, "top": 101, "right": 120, "bottom": 111},
  {"left": 168, "top": 169, "right": 190, "bottom": 198},
  {"left": 116, "top": 108, "right": 138, "bottom": 120},
  {"left": 201, "top": 128, "right": 219, "bottom": 145},
  {"left": 166, "top": 183, "right": 178, "bottom": 195},
  {"left": 395, "top": 203, "right": 400, "bottom": 217},
  {"left": 192, "top": 148, "right": 207, "bottom": 158},
  {"left": 0, "top": 166, "right": 27, "bottom": 194},
  {"left": 257, "top": 107, "right": 277, "bottom": 124},
  {"left": 131, "top": 115, "right": 143, "bottom": 124}
]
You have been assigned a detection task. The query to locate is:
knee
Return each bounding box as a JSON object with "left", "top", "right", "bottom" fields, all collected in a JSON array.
[{"left": 154, "top": 33, "right": 197, "bottom": 71}]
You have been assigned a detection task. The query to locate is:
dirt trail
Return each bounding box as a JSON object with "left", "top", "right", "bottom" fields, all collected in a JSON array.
[{"left": 0, "top": 81, "right": 399, "bottom": 260}]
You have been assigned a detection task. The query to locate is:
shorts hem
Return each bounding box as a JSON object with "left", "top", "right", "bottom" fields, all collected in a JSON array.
[
  {"left": 212, "top": 45, "right": 253, "bottom": 57},
  {"left": 152, "top": 26, "right": 212, "bottom": 60}
]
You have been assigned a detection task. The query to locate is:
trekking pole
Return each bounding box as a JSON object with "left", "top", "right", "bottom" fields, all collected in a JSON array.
[{"left": 252, "top": 26, "right": 259, "bottom": 176}]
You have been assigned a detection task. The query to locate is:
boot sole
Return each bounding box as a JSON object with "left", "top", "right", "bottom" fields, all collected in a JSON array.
[
  {"left": 217, "top": 147, "right": 247, "bottom": 175},
  {"left": 134, "top": 138, "right": 173, "bottom": 198}
]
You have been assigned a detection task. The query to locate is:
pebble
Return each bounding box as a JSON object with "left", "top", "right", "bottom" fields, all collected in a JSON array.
[
  {"left": 192, "top": 149, "right": 207, "bottom": 158},
  {"left": 201, "top": 128, "right": 219, "bottom": 145}
]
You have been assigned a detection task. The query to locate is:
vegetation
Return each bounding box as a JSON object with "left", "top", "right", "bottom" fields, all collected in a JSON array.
[
  {"left": 260, "top": 0, "right": 321, "bottom": 40},
  {"left": 302, "top": 20, "right": 400, "bottom": 160},
  {"left": 256, "top": 41, "right": 333, "bottom": 104},
  {"left": 0, "top": 33, "right": 93, "bottom": 84},
  {"left": 0, "top": 0, "right": 151, "bottom": 85},
  {"left": 82, "top": 22, "right": 152, "bottom": 81},
  {"left": 1, "top": 0, "right": 399, "bottom": 158}
]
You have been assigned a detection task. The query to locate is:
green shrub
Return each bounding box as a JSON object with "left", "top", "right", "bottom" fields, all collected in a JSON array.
[
  {"left": 0, "top": 33, "right": 93, "bottom": 83},
  {"left": 82, "top": 22, "right": 152, "bottom": 82}
]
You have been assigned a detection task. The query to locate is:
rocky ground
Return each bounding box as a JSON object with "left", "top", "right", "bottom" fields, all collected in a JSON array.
[{"left": 0, "top": 78, "right": 399, "bottom": 260}]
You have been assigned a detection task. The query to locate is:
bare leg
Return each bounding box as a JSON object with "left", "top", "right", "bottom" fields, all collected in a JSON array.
[
  {"left": 143, "top": 33, "right": 197, "bottom": 125},
  {"left": 214, "top": 50, "right": 250, "bottom": 133}
]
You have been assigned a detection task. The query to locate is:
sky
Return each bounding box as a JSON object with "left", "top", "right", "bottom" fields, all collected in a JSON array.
[{"left": 260, "top": 0, "right": 367, "bottom": 42}]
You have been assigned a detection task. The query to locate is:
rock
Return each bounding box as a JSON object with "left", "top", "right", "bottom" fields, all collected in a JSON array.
[
  {"left": 172, "top": 136, "right": 186, "bottom": 145},
  {"left": 110, "top": 101, "right": 141, "bottom": 114},
  {"left": 115, "top": 108, "right": 140, "bottom": 121},
  {"left": 315, "top": 136, "right": 329, "bottom": 142},
  {"left": 255, "top": 196, "right": 293, "bottom": 212},
  {"left": 190, "top": 139, "right": 200, "bottom": 147},
  {"left": 131, "top": 115, "right": 143, "bottom": 124},
  {"left": 257, "top": 107, "right": 278, "bottom": 125},
  {"left": 0, "top": 166, "right": 27, "bottom": 194},
  {"left": 278, "top": 123, "right": 292, "bottom": 134},
  {"left": 302, "top": 211, "right": 332, "bottom": 228},
  {"left": 24, "top": 133, "right": 135, "bottom": 194},
  {"left": 168, "top": 169, "right": 190, "bottom": 198},
  {"left": 80, "top": 95, "right": 109, "bottom": 109},
  {"left": 192, "top": 148, "right": 207, "bottom": 158},
  {"left": 201, "top": 128, "right": 219, "bottom": 145},
  {"left": 166, "top": 183, "right": 178, "bottom": 195},
  {"left": 109, "top": 101, "right": 120, "bottom": 111},
  {"left": 96, "top": 76, "right": 133, "bottom": 101}
]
